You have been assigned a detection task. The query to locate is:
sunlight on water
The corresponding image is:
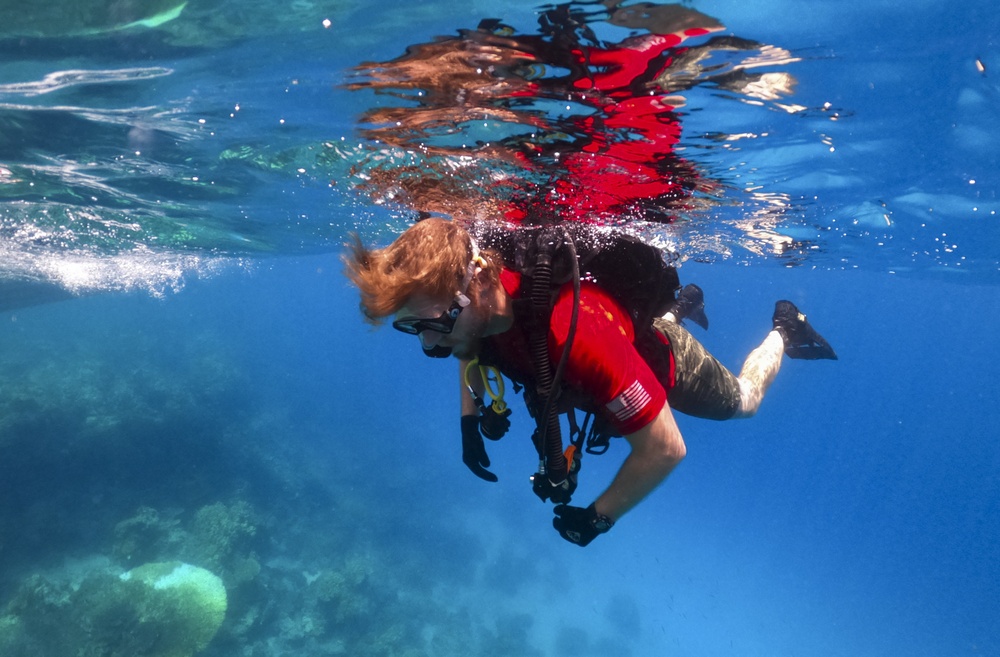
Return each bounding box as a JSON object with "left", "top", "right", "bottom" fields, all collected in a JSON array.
[{"left": 0, "top": 245, "right": 234, "bottom": 296}]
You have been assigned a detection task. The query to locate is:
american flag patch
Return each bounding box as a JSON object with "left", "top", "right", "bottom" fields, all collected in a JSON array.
[{"left": 605, "top": 380, "right": 651, "bottom": 423}]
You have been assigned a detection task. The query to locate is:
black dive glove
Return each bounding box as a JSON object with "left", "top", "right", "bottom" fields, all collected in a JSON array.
[
  {"left": 461, "top": 415, "right": 497, "bottom": 482},
  {"left": 478, "top": 403, "right": 511, "bottom": 440},
  {"left": 552, "top": 503, "right": 614, "bottom": 547}
]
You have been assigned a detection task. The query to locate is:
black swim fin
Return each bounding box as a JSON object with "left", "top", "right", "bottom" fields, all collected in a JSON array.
[
  {"left": 772, "top": 300, "right": 837, "bottom": 360},
  {"left": 672, "top": 283, "right": 709, "bottom": 330}
]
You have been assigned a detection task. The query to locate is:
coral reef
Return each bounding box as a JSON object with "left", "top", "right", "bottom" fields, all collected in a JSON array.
[
  {"left": 0, "top": 326, "right": 257, "bottom": 574},
  {"left": 122, "top": 561, "right": 228, "bottom": 655},
  {"left": 190, "top": 500, "right": 259, "bottom": 572},
  {"left": 0, "top": 304, "right": 552, "bottom": 657},
  {"left": 113, "top": 506, "right": 185, "bottom": 565},
  {"left": 0, "top": 561, "right": 226, "bottom": 657}
]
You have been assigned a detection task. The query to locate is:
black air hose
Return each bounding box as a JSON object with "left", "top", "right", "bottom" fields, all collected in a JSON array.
[{"left": 528, "top": 239, "right": 568, "bottom": 482}]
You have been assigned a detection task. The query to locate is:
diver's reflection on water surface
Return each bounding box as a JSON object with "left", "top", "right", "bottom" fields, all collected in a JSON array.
[{"left": 345, "top": 0, "right": 801, "bottom": 229}]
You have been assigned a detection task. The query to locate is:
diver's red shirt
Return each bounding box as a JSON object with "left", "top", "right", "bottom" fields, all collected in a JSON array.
[{"left": 483, "top": 268, "right": 669, "bottom": 435}]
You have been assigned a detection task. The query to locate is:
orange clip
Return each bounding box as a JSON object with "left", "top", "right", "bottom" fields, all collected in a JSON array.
[{"left": 564, "top": 444, "right": 578, "bottom": 472}]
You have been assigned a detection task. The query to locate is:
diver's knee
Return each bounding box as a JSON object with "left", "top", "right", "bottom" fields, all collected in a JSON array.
[{"left": 733, "top": 379, "right": 760, "bottom": 418}]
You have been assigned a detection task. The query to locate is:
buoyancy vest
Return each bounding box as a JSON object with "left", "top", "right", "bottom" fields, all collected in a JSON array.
[{"left": 468, "top": 221, "right": 680, "bottom": 501}]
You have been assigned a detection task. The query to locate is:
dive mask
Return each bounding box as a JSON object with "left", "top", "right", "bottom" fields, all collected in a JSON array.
[{"left": 392, "top": 294, "right": 469, "bottom": 336}]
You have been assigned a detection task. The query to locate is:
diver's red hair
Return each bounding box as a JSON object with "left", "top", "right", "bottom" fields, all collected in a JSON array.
[{"left": 344, "top": 218, "right": 498, "bottom": 323}]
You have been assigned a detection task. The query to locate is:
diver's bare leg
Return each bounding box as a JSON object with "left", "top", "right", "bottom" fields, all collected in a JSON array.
[{"left": 733, "top": 330, "right": 784, "bottom": 418}]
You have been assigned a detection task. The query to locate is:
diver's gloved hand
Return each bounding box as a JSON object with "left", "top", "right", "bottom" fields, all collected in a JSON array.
[
  {"left": 478, "top": 404, "right": 511, "bottom": 441},
  {"left": 461, "top": 415, "right": 498, "bottom": 482},
  {"left": 552, "top": 503, "right": 614, "bottom": 547}
]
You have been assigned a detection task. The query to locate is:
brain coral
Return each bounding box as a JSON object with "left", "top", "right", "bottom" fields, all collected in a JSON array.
[{"left": 120, "top": 561, "right": 228, "bottom": 657}]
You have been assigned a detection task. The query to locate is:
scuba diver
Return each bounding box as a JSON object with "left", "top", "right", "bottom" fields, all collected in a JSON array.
[
  {"left": 344, "top": 218, "right": 836, "bottom": 546},
  {"left": 342, "top": 0, "right": 827, "bottom": 547}
]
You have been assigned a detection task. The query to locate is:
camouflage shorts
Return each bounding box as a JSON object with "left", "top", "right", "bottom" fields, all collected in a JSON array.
[{"left": 651, "top": 318, "right": 741, "bottom": 421}]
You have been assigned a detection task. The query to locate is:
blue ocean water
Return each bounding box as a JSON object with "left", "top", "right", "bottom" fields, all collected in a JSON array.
[{"left": 0, "top": 1, "right": 997, "bottom": 656}]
